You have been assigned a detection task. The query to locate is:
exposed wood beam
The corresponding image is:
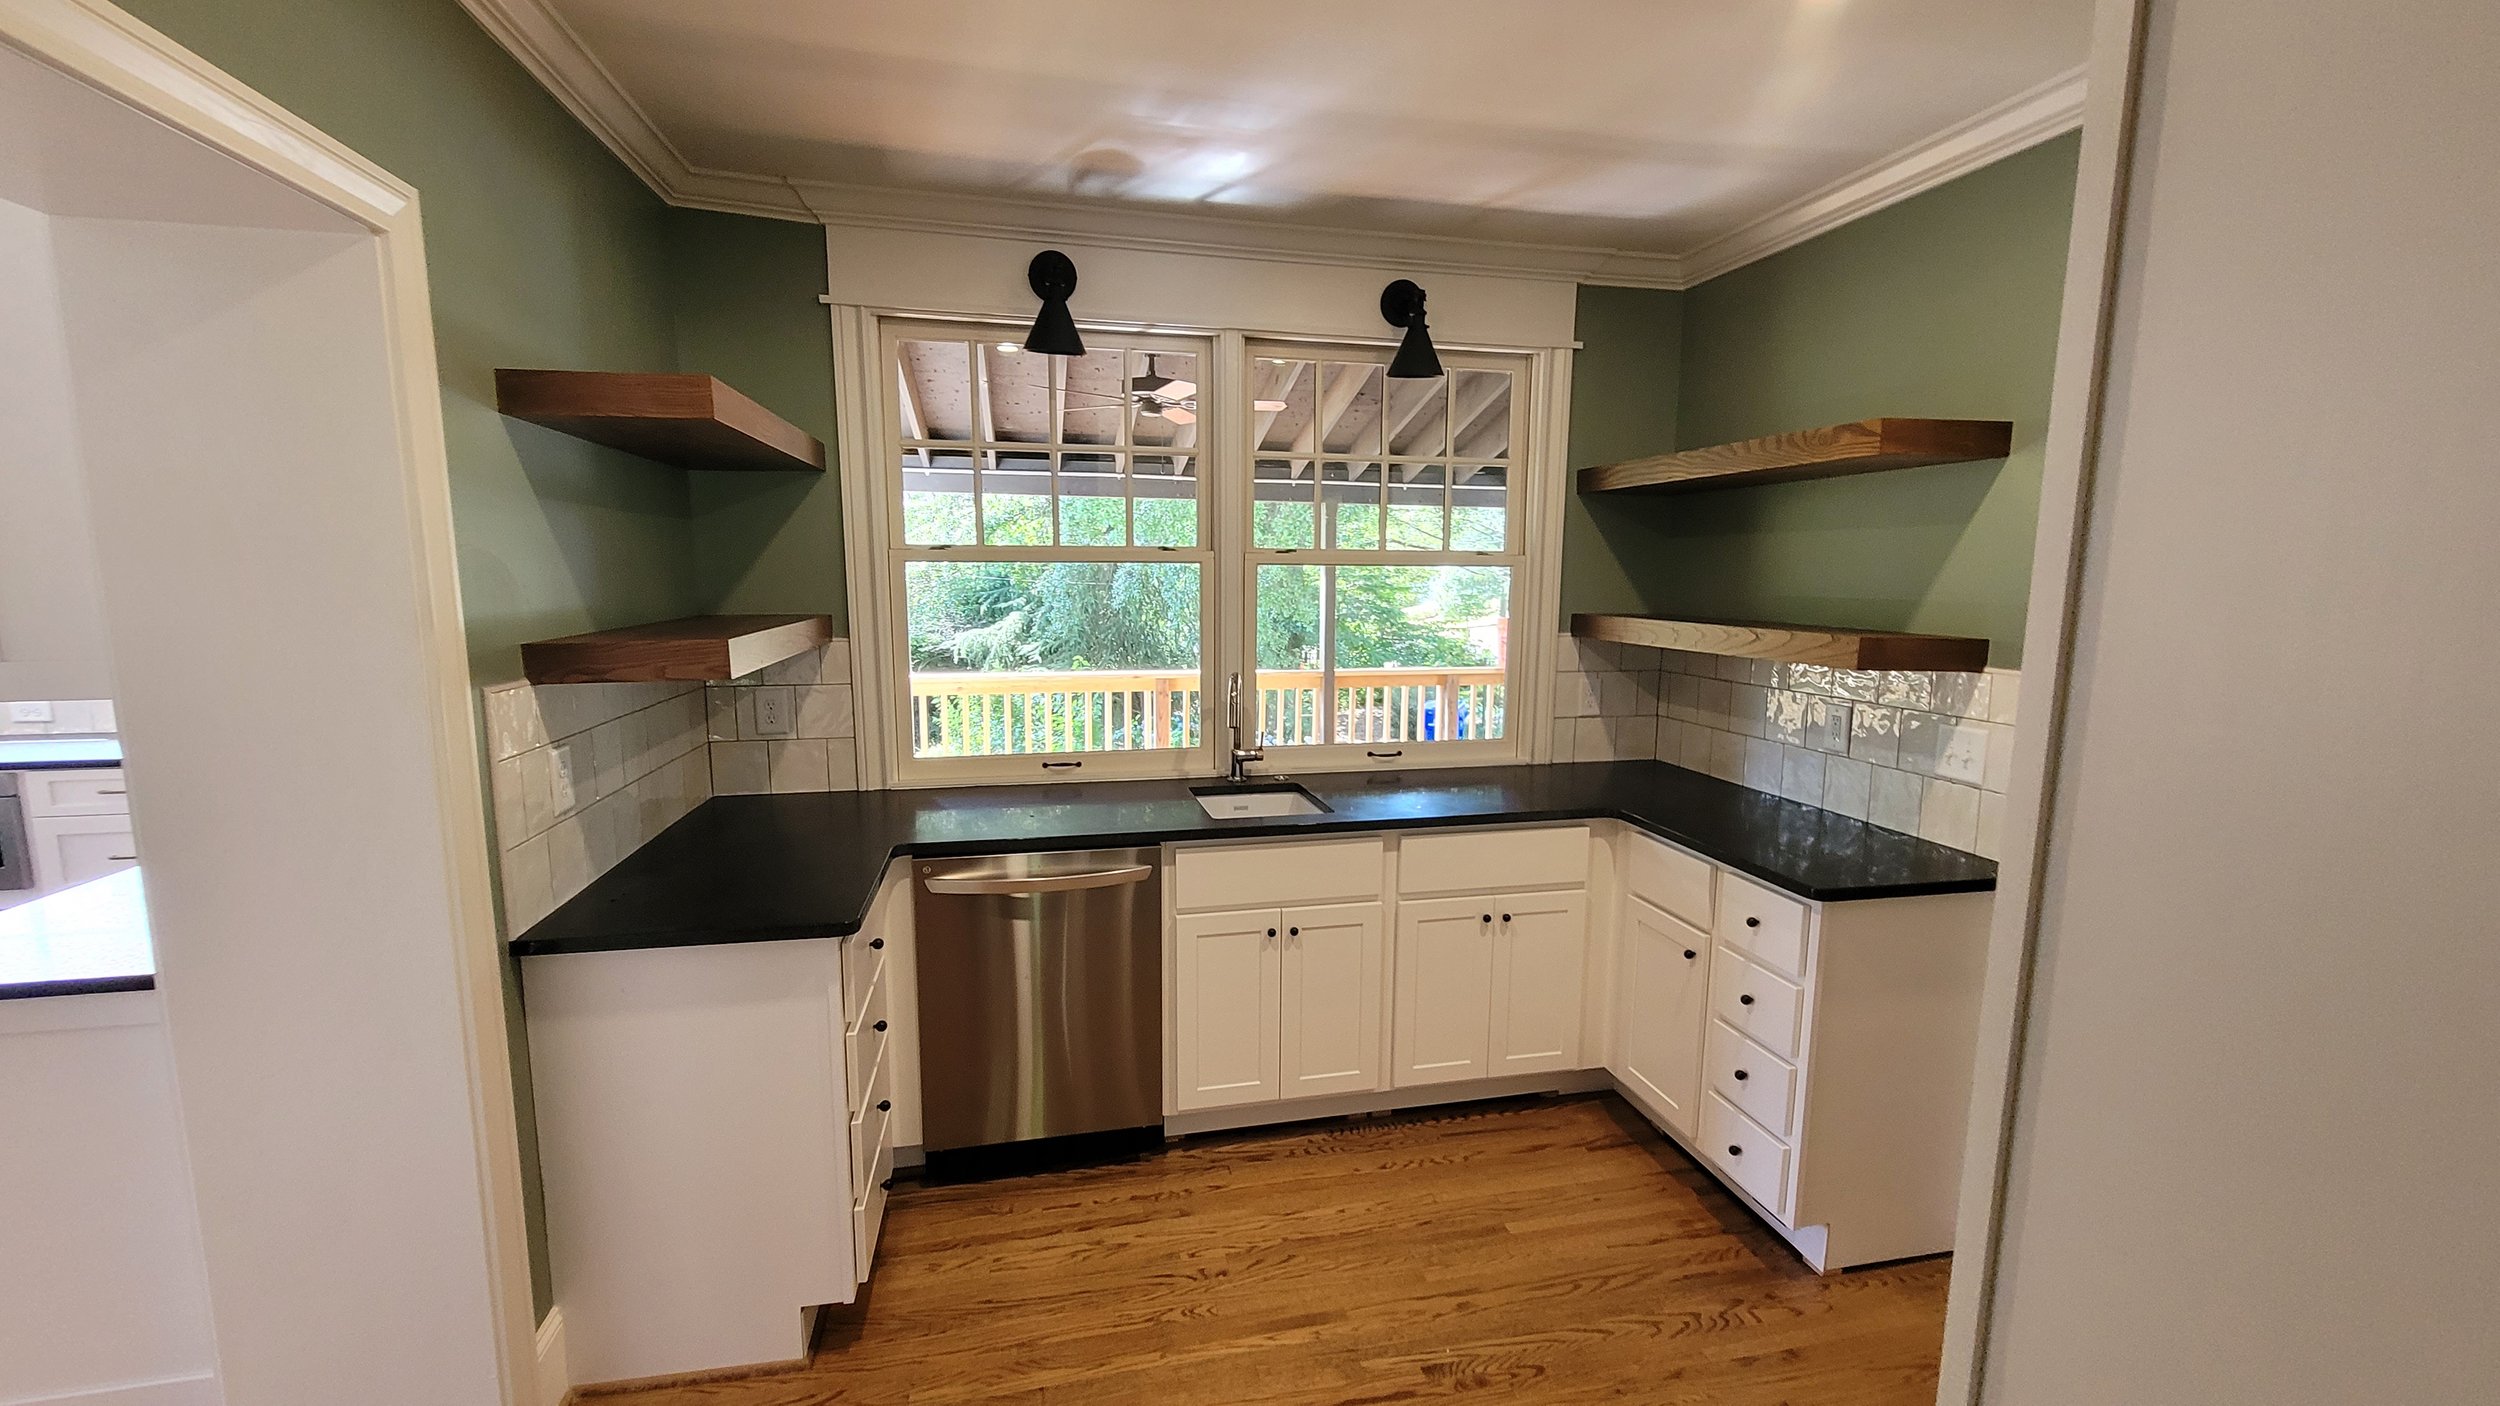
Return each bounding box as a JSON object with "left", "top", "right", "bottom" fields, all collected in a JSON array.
[
  {"left": 896, "top": 360, "right": 932, "bottom": 467},
  {"left": 1449, "top": 375, "right": 1510, "bottom": 461},
  {"left": 1382, "top": 379, "right": 1443, "bottom": 459},
  {"left": 1251, "top": 360, "right": 1299, "bottom": 452}
]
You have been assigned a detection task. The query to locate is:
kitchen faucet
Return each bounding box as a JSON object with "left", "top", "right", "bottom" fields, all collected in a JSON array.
[{"left": 1226, "top": 672, "right": 1264, "bottom": 783}]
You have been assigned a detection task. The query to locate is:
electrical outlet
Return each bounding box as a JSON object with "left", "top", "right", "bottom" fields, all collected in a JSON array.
[
  {"left": 8, "top": 701, "right": 54, "bottom": 724},
  {"left": 752, "top": 687, "right": 795, "bottom": 739},
  {"left": 548, "top": 738, "right": 584, "bottom": 816}
]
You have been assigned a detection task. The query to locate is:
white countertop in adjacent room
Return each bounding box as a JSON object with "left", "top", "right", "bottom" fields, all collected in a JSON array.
[
  {"left": 0, "top": 737, "right": 125, "bottom": 770},
  {"left": 0, "top": 867, "right": 153, "bottom": 998}
]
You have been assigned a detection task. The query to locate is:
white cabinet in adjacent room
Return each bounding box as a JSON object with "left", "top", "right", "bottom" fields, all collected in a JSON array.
[{"left": 1613, "top": 894, "right": 1712, "bottom": 1140}]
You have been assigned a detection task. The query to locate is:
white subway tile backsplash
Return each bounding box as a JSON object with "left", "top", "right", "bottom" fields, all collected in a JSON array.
[
  {"left": 1983, "top": 721, "right": 2017, "bottom": 794},
  {"left": 1553, "top": 670, "right": 1598, "bottom": 719},
  {"left": 1780, "top": 746, "right": 1826, "bottom": 805},
  {"left": 1976, "top": 790, "right": 2010, "bottom": 860},
  {"left": 1574, "top": 716, "right": 1612, "bottom": 761},
  {"left": 1709, "top": 728, "right": 1747, "bottom": 782},
  {"left": 825, "top": 739, "right": 861, "bottom": 792},
  {"left": 768, "top": 739, "right": 832, "bottom": 793},
  {"left": 1850, "top": 705, "right": 1902, "bottom": 768},
  {"left": 1549, "top": 716, "right": 1578, "bottom": 763},
  {"left": 1743, "top": 736, "right": 1785, "bottom": 793},
  {"left": 797, "top": 684, "right": 855, "bottom": 740},
  {"left": 1919, "top": 779, "right": 1982, "bottom": 851},
  {"left": 1822, "top": 756, "right": 1874, "bottom": 821},
  {"left": 481, "top": 673, "right": 714, "bottom": 939},
  {"left": 713, "top": 741, "right": 770, "bottom": 795},
  {"left": 1870, "top": 765, "right": 1927, "bottom": 834},
  {"left": 1766, "top": 689, "right": 1809, "bottom": 746}
]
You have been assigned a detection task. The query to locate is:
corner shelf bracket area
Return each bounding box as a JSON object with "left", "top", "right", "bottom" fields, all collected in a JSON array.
[
  {"left": 520, "top": 615, "right": 833, "bottom": 685},
  {"left": 1576, "top": 417, "right": 2012, "bottom": 496},
  {"left": 1571, "top": 614, "right": 1989, "bottom": 674},
  {"left": 495, "top": 369, "right": 827, "bottom": 474}
]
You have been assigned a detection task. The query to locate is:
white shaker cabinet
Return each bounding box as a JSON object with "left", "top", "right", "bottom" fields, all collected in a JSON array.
[
  {"left": 1613, "top": 894, "right": 1712, "bottom": 1140},
  {"left": 1486, "top": 889, "right": 1589, "bottom": 1077},
  {"left": 1174, "top": 899, "right": 1385, "bottom": 1112},
  {"left": 1390, "top": 896, "right": 1499, "bottom": 1086}
]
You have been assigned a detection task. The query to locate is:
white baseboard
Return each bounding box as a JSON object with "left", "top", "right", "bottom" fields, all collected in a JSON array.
[
  {"left": 533, "top": 1307, "right": 571, "bottom": 1406},
  {"left": 1, "top": 1373, "right": 220, "bottom": 1406}
]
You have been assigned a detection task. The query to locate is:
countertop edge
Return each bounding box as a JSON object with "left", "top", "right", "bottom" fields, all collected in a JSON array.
[{"left": 0, "top": 973, "right": 155, "bottom": 1001}]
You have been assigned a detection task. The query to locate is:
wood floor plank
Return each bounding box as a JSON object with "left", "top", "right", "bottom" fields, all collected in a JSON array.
[{"left": 585, "top": 1096, "right": 1950, "bottom": 1405}]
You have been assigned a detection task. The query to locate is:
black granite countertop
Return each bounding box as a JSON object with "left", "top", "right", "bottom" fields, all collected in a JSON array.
[{"left": 511, "top": 761, "right": 1996, "bottom": 959}]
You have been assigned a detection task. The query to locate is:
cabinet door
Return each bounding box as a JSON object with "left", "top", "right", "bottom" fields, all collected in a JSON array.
[
  {"left": 1392, "top": 896, "right": 1496, "bottom": 1087},
  {"left": 31, "top": 814, "right": 138, "bottom": 892},
  {"left": 1280, "top": 901, "right": 1385, "bottom": 1100},
  {"left": 1173, "top": 909, "right": 1281, "bottom": 1111},
  {"left": 1489, "top": 889, "right": 1589, "bottom": 1076},
  {"left": 1616, "top": 896, "right": 1711, "bottom": 1139}
]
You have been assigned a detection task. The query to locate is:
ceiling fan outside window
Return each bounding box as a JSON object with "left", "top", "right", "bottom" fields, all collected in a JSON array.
[{"left": 1019, "top": 353, "right": 1284, "bottom": 428}]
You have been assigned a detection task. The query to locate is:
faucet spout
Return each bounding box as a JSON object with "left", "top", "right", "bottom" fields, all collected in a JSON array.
[{"left": 1226, "top": 672, "right": 1264, "bottom": 783}]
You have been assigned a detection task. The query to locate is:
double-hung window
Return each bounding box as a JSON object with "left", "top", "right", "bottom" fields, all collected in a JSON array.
[
  {"left": 864, "top": 319, "right": 1547, "bottom": 785},
  {"left": 1242, "top": 343, "right": 1524, "bottom": 768}
]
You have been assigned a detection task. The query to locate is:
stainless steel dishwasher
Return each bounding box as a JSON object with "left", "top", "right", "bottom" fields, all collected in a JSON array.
[{"left": 913, "top": 848, "right": 1162, "bottom": 1162}]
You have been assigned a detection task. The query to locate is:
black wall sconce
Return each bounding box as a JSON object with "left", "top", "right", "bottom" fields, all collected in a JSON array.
[
  {"left": 1023, "top": 250, "right": 1085, "bottom": 357},
  {"left": 1380, "top": 278, "right": 1443, "bottom": 379}
]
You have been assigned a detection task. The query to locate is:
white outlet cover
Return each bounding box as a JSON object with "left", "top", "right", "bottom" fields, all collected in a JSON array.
[
  {"left": 549, "top": 738, "right": 584, "bottom": 814},
  {"left": 8, "top": 701, "right": 55, "bottom": 724},
  {"left": 753, "top": 687, "right": 795, "bottom": 738}
]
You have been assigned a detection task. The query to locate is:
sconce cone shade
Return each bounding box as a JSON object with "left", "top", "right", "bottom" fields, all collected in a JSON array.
[
  {"left": 1023, "top": 249, "right": 1086, "bottom": 356},
  {"left": 1380, "top": 278, "right": 1443, "bottom": 379}
]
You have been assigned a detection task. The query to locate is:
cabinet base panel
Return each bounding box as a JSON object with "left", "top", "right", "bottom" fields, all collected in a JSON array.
[
  {"left": 1165, "top": 1068, "right": 1608, "bottom": 1138},
  {"left": 1609, "top": 1075, "right": 1837, "bottom": 1272}
]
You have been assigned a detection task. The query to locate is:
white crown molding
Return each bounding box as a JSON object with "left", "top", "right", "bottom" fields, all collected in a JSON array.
[
  {"left": 459, "top": 0, "right": 2082, "bottom": 291},
  {"left": 1677, "top": 64, "right": 2089, "bottom": 286}
]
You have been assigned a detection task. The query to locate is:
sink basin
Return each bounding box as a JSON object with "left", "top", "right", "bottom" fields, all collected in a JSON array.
[{"left": 1190, "top": 782, "right": 1331, "bottom": 820}]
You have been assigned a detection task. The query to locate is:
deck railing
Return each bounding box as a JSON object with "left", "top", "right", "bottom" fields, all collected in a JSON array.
[{"left": 908, "top": 666, "right": 1505, "bottom": 757}]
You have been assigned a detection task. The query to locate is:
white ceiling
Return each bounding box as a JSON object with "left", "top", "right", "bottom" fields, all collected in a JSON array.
[{"left": 482, "top": 0, "right": 2092, "bottom": 283}]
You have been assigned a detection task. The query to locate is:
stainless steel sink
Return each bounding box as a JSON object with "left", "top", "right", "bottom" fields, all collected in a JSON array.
[{"left": 1189, "top": 782, "right": 1331, "bottom": 819}]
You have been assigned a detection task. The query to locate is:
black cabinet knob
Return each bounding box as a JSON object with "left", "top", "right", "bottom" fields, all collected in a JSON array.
[
  {"left": 1739, "top": 994, "right": 1756, "bottom": 1006},
  {"left": 880, "top": 1177, "right": 894, "bottom": 1191},
  {"left": 1744, "top": 917, "right": 1760, "bottom": 928},
  {"left": 1734, "top": 1069, "right": 1750, "bottom": 1081},
  {"left": 1683, "top": 949, "right": 1697, "bottom": 960},
  {"left": 1727, "top": 1145, "right": 1743, "bottom": 1157},
  {"left": 1289, "top": 926, "right": 1301, "bottom": 936},
  {"left": 877, "top": 1099, "right": 891, "bottom": 1112},
  {"left": 1266, "top": 927, "right": 1278, "bottom": 937},
  {"left": 873, "top": 1019, "right": 888, "bottom": 1033},
  {"left": 870, "top": 937, "right": 885, "bottom": 949},
  {"left": 1501, "top": 913, "right": 1513, "bottom": 923}
]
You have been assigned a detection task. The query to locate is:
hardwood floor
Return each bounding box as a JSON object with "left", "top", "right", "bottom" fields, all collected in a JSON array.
[{"left": 586, "top": 1095, "right": 1951, "bottom": 1404}]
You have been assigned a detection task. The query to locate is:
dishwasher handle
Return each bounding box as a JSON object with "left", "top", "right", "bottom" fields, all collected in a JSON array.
[{"left": 920, "top": 863, "right": 1154, "bottom": 897}]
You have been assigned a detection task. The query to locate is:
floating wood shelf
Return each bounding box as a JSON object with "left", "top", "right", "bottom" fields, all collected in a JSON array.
[
  {"left": 1572, "top": 613, "right": 1989, "bottom": 673},
  {"left": 521, "top": 615, "right": 833, "bottom": 685},
  {"left": 1578, "top": 417, "right": 2013, "bottom": 496},
  {"left": 495, "top": 370, "right": 826, "bottom": 473}
]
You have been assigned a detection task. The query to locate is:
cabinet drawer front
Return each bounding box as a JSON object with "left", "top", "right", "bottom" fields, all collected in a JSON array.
[
  {"left": 842, "top": 934, "right": 886, "bottom": 1025},
  {"left": 846, "top": 955, "right": 889, "bottom": 1045},
  {"left": 849, "top": 1047, "right": 892, "bottom": 1175},
  {"left": 852, "top": 1132, "right": 894, "bottom": 1282},
  {"left": 1704, "top": 1019, "right": 1799, "bottom": 1138},
  {"left": 1174, "top": 837, "right": 1385, "bottom": 911},
  {"left": 1708, "top": 949, "right": 1805, "bottom": 1059},
  {"left": 1701, "top": 1092, "right": 1792, "bottom": 1220},
  {"left": 19, "top": 769, "right": 130, "bottom": 819},
  {"left": 1714, "top": 872, "right": 1809, "bottom": 978},
  {"left": 846, "top": 1002, "right": 890, "bottom": 1109},
  {"left": 1624, "top": 834, "right": 1713, "bottom": 931},
  {"left": 1399, "top": 825, "right": 1589, "bottom": 897}
]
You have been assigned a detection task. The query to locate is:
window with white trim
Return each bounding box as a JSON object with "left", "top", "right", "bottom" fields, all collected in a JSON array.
[
  {"left": 1243, "top": 344, "right": 1524, "bottom": 766},
  {"left": 867, "top": 319, "right": 1547, "bottom": 785}
]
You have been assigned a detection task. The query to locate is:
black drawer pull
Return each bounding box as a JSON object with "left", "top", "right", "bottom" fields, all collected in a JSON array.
[
  {"left": 1733, "top": 1069, "right": 1750, "bottom": 1081},
  {"left": 1745, "top": 916, "right": 1761, "bottom": 928},
  {"left": 1288, "top": 926, "right": 1300, "bottom": 936},
  {"left": 1267, "top": 927, "right": 1277, "bottom": 937},
  {"left": 1726, "top": 1145, "right": 1742, "bottom": 1157},
  {"left": 1501, "top": 913, "right": 1512, "bottom": 923},
  {"left": 869, "top": 937, "right": 885, "bottom": 950},
  {"left": 873, "top": 1019, "right": 888, "bottom": 1033},
  {"left": 1739, "top": 994, "right": 1755, "bottom": 1006},
  {"left": 877, "top": 1099, "right": 891, "bottom": 1112},
  {"left": 1683, "top": 949, "right": 1697, "bottom": 960}
]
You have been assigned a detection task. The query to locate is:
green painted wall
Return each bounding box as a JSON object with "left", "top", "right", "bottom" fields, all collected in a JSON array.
[
  {"left": 1563, "top": 285, "right": 1686, "bottom": 624},
  {"left": 671, "top": 210, "right": 847, "bottom": 627},
  {"left": 1653, "top": 133, "right": 2081, "bottom": 667},
  {"left": 116, "top": 0, "right": 707, "bottom": 688}
]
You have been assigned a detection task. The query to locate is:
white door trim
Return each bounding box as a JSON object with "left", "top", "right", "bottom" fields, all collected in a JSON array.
[
  {"left": 1935, "top": 2, "right": 2151, "bottom": 1402},
  {"left": 0, "top": 2, "right": 534, "bottom": 1401}
]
